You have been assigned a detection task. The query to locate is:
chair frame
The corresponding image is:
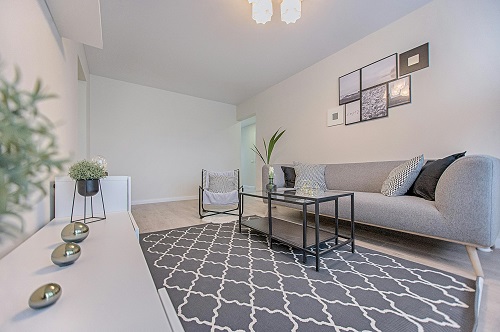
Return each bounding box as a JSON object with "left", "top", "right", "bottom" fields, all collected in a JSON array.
[{"left": 199, "top": 169, "right": 243, "bottom": 219}]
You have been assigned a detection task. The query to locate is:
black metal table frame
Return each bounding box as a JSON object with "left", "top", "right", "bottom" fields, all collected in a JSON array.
[{"left": 238, "top": 190, "right": 355, "bottom": 271}]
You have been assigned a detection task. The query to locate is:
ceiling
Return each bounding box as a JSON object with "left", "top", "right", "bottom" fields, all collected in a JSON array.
[{"left": 84, "top": 0, "right": 433, "bottom": 105}]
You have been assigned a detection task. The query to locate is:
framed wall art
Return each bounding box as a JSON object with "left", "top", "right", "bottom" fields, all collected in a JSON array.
[
  {"left": 361, "top": 54, "right": 397, "bottom": 90},
  {"left": 388, "top": 76, "right": 411, "bottom": 108},
  {"left": 327, "top": 106, "right": 344, "bottom": 126},
  {"left": 361, "top": 84, "right": 388, "bottom": 121},
  {"left": 399, "top": 43, "right": 429, "bottom": 76},
  {"left": 339, "top": 69, "right": 360, "bottom": 105},
  {"left": 345, "top": 100, "right": 361, "bottom": 125}
]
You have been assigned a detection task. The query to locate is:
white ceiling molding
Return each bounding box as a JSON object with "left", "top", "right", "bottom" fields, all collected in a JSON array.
[{"left": 45, "top": 0, "right": 103, "bottom": 49}]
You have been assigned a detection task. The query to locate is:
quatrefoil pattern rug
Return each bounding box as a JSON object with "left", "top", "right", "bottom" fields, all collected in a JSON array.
[{"left": 140, "top": 222, "right": 475, "bottom": 332}]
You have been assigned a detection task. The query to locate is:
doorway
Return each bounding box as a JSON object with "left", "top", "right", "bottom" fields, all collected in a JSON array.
[{"left": 240, "top": 116, "right": 256, "bottom": 191}]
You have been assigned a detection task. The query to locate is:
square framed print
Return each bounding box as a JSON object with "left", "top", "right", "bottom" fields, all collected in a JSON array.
[
  {"left": 388, "top": 76, "right": 411, "bottom": 108},
  {"left": 361, "top": 84, "right": 388, "bottom": 121},
  {"left": 361, "top": 54, "right": 397, "bottom": 90},
  {"left": 345, "top": 100, "right": 361, "bottom": 125},
  {"left": 399, "top": 43, "right": 429, "bottom": 76},
  {"left": 339, "top": 69, "right": 360, "bottom": 105},
  {"left": 327, "top": 106, "right": 344, "bottom": 126}
]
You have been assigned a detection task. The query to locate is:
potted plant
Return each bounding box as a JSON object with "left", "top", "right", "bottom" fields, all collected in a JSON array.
[
  {"left": 251, "top": 128, "right": 286, "bottom": 165},
  {"left": 0, "top": 66, "right": 66, "bottom": 239},
  {"left": 68, "top": 160, "right": 107, "bottom": 197},
  {"left": 252, "top": 128, "right": 285, "bottom": 192}
]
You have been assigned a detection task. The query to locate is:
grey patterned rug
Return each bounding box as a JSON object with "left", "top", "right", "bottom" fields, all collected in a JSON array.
[{"left": 140, "top": 221, "right": 476, "bottom": 332}]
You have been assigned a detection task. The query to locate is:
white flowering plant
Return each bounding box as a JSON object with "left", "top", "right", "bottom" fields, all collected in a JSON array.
[{"left": 268, "top": 166, "right": 275, "bottom": 179}]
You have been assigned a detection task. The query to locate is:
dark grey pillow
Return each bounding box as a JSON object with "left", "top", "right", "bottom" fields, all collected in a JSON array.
[
  {"left": 281, "top": 166, "right": 296, "bottom": 188},
  {"left": 412, "top": 152, "right": 466, "bottom": 200}
]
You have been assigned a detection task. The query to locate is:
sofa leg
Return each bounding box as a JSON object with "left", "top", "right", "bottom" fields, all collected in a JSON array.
[{"left": 466, "top": 245, "right": 484, "bottom": 278}]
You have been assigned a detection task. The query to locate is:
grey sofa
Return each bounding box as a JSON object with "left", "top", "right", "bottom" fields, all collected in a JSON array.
[{"left": 263, "top": 155, "right": 500, "bottom": 277}]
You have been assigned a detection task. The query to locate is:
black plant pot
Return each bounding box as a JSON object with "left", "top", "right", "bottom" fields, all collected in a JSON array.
[{"left": 77, "top": 179, "right": 100, "bottom": 197}]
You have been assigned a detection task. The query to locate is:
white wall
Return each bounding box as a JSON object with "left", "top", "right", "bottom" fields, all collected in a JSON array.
[
  {"left": 0, "top": 0, "right": 89, "bottom": 257},
  {"left": 89, "top": 75, "right": 240, "bottom": 204},
  {"left": 237, "top": 0, "right": 500, "bottom": 185}
]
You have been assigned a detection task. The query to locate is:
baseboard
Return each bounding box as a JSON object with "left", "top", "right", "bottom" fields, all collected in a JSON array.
[{"left": 132, "top": 195, "right": 197, "bottom": 205}]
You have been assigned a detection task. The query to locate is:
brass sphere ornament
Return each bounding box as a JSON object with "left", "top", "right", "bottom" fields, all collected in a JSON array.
[
  {"left": 51, "top": 242, "right": 81, "bottom": 266},
  {"left": 61, "top": 222, "right": 89, "bottom": 243},
  {"left": 28, "top": 283, "right": 62, "bottom": 309}
]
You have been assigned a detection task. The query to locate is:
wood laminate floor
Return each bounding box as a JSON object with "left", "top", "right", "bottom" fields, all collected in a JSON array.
[{"left": 132, "top": 199, "right": 500, "bottom": 331}]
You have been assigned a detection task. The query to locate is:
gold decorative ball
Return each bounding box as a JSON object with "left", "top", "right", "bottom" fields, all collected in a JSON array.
[
  {"left": 28, "top": 283, "right": 62, "bottom": 309},
  {"left": 51, "top": 242, "right": 81, "bottom": 266},
  {"left": 61, "top": 222, "right": 89, "bottom": 243}
]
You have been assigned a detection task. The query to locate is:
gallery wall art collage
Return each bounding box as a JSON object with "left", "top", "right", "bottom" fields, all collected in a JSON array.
[{"left": 328, "top": 43, "right": 429, "bottom": 127}]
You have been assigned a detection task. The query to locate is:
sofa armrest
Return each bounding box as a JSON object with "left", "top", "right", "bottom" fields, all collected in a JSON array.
[{"left": 435, "top": 155, "right": 500, "bottom": 247}]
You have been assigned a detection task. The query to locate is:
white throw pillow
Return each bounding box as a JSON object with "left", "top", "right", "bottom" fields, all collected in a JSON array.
[
  {"left": 293, "top": 163, "right": 327, "bottom": 191},
  {"left": 208, "top": 174, "right": 236, "bottom": 193},
  {"left": 381, "top": 155, "right": 424, "bottom": 197}
]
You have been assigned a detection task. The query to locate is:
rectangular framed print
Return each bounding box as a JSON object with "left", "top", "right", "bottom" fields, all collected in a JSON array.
[
  {"left": 361, "top": 54, "right": 397, "bottom": 90},
  {"left": 361, "top": 85, "right": 388, "bottom": 121},
  {"left": 345, "top": 100, "right": 361, "bottom": 125},
  {"left": 399, "top": 43, "right": 429, "bottom": 76},
  {"left": 339, "top": 69, "right": 360, "bottom": 105},
  {"left": 327, "top": 106, "right": 344, "bottom": 126},
  {"left": 388, "top": 76, "right": 411, "bottom": 108}
]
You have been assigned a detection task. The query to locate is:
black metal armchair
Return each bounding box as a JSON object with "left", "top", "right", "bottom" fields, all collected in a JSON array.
[{"left": 198, "top": 169, "right": 242, "bottom": 219}]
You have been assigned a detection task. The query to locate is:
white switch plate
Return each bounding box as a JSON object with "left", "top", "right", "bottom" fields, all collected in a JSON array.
[{"left": 327, "top": 106, "right": 344, "bottom": 126}]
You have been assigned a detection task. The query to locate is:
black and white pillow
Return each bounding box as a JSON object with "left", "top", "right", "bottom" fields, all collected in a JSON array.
[
  {"left": 281, "top": 166, "right": 296, "bottom": 188},
  {"left": 381, "top": 155, "right": 424, "bottom": 197},
  {"left": 208, "top": 174, "right": 236, "bottom": 193},
  {"left": 293, "top": 163, "right": 327, "bottom": 191}
]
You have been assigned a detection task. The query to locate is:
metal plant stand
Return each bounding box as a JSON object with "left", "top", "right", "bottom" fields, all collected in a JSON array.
[{"left": 70, "top": 180, "right": 106, "bottom": 224}]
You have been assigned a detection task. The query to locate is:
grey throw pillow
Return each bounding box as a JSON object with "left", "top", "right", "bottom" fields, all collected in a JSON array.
[
  {"left": 208, "top": 174, "right": 236, "bottom": 193},
  {"left": 293, "top": 163, "right": 327, "bottom": 191},
  {"left": 381, "top": 155, "right": 424, "bottom": 197}
]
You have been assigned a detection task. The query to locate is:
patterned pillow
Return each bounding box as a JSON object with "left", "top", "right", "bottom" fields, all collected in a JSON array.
[
  {"left": 208, "top": 174, "right": 236, "bottom": 193},
  {"left": 381, "top": 155, "right": 424, "bottom": 197},
  {"left": 293, "top": 163, "right": 327, "bottom": 191}
]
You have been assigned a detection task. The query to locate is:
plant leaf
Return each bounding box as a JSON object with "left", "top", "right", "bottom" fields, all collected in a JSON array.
[
  {"left": 251, "top": 145, "right": 266, "bottom": 164},
  {"left": 267, "top": 128, "right": 285, "bottom": 165}
]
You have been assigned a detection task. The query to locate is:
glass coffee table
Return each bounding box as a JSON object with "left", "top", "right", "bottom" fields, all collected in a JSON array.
[{"left": 238, "top": 189, "right": 355, "bottom": 271}]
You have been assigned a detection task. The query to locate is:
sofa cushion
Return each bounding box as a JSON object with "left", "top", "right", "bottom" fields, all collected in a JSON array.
[
  {"left": 411, "top": 152, "right": 466, "bottom": 201},
  {"left": 293, "top": 163, "right": 327, "bottom": 191},
  {"left": 381, "top": 155, "right": 424, "bottom": 196},
  {"left": 281, "top": 166, "right": 296, "bottom": 188}
]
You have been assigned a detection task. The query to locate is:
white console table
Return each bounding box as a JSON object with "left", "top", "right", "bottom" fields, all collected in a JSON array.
[
  {"left": 0, "top": 212, "right": 175, "bottom": 331},
  {"left": 1, "top": 175, "right": 184, "bottom": 331}
]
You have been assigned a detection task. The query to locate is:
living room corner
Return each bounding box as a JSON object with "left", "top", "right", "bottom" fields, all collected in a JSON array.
[{"left": 1, "top": 0, "right": 499, "bottom": 331}]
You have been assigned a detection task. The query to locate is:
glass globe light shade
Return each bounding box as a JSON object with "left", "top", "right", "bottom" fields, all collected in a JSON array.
[
  {"left": 248, "top": 0, "right": 273, "bottom": 24},
  {"left": 281, "top": 0, "right": 302, "bottom": 24}
]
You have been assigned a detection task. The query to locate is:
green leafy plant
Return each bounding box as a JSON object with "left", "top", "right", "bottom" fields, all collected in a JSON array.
[
  {"left": 68, "top": 160, "right": 107, "bottom": 181},
  {"left": 0, "top": 67, "right": 66, "bottom": 237},
  {"left": 251, "top": 128, "right": 286, "bottom": 164}
]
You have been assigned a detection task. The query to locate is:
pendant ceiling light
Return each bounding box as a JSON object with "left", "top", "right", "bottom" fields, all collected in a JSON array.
[
  {"left": 248, "top": 0, "right": 273, "bottom": 24},
  {"left": 281, "top": 0, "right": 302, "bottom": 24},
  {"left": 248, "top": 0, "right": 302, "bottom": 24}
]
